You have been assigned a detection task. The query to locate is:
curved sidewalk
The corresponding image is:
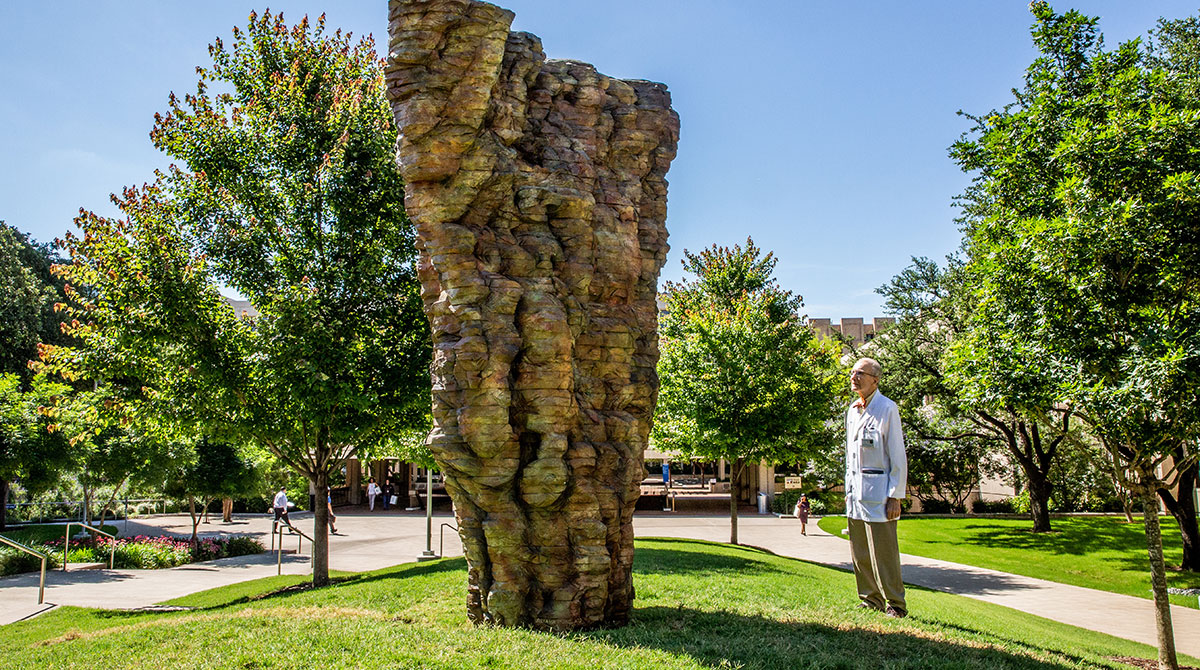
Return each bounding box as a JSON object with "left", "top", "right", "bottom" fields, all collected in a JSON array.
[
  {"left": 1, "top": 512, "right": 1197, "bottom": 659},
  {"left": 635, "top": 513, "right": 1200, "bottom": 659}
]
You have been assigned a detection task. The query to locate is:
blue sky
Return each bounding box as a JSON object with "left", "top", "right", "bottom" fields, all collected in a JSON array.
[{"left": 2, "top": 1, "right": 1195, "bottom": 319}]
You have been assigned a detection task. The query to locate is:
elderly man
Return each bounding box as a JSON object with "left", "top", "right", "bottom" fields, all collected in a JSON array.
[{"left": 844, "top": 357, "right": 908, "bottom": 617}]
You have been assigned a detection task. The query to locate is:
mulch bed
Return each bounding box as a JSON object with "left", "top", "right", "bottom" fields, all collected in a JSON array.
[{"left": 1109, "top": 656, "right": 1198, "bottom": 669}]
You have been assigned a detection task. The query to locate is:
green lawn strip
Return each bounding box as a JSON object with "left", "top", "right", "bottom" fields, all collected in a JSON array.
[
  {"left": 0, "top": 538, "right": 1187, "bottom": 670},
  {"left": 1, "top": 523, "right": 121, "bottom": 546},
  {"left": 817, "top": 515, "right": 1200, "bottom": 609}
]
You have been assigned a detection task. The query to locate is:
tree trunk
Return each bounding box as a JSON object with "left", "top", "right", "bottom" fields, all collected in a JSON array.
[
  {"left": 1027, "top": 476, "right": 1053, "bottom": 533},
  {"left": 1140, "top": 487, "right": 1179, "bottom": 670},
  {"left": 0, "top": 478, "right": 8, "bottom": 531},
  {"left": 729, "top": 459, "right": 742, "bottom": 545},
  {"left": 188, "top": 497, "right": 201, "bottom": 544},
  {"left": 1157, "top": 460, "right": 1199, "bottom": 572},
  {"left": 311, "top": 469, "right": 330, "bottom": 587},
  {"left": 82, "top": 486, "right": 92, "bottom": 527},
  {"left": 222, "top": 497, "right": 233, "bottom": 523}
]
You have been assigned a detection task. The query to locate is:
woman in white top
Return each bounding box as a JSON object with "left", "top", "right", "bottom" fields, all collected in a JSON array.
[{"left": 366, "top": 477, "right": 381, "bottom": 511}]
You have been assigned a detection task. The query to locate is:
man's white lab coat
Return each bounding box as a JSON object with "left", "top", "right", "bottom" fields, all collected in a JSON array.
[{"left": 845, "top": 391, "right": 907, "bottom": 523}]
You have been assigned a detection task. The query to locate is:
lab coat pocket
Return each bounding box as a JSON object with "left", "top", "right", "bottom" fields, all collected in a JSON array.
[
  {"left": 859, "top": 472, "right": 888, "bottom": 504},
  {"left": 860, "top": 430, "right": 885, "bottom": 470}
]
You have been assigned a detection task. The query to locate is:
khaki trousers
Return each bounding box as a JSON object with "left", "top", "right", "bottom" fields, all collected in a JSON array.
[{"left": 847, "top": 517, "right": 906, "bottom": 613}]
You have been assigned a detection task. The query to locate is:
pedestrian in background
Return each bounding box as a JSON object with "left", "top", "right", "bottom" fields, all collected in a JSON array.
[
  {"left": 366, "top": 477, "right": 381, "bottom": 511},
  {"left": 272, "top": 487, "right": 290, "bottom": 526},
  {"left": 795, "top": 494, "right": 811, "bottom": 536}
]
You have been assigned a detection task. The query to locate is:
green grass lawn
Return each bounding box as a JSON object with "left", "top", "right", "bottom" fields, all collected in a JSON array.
[
  {"left": 0, "top": 538, "right": 1192, "bottom": 669},
  {"left": 817, "top": 515, "right": 1200, "bottom": 609}
]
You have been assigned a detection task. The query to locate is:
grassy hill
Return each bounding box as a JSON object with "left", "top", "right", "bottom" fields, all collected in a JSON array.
[{"left": 1, "top": 538, "right": 1189, "bottom": 669}]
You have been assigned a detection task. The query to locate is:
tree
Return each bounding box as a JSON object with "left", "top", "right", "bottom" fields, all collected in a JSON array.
[
  {"left": 0, "top": 223, "right": 68, "bottom": 381},
  {"left": 0, "top": 223, "right": 72, "bottom": 528},
  {"left": 905, "top": 437, "right": 986, "bottom": 513},
  {"left": 43, "top": 12, "right": 430, "bottom": 586},
  {"left": 164, "top": 437, "right": 256, "bottom": 543},
  {"left": 952, "top": 6, "right": 1200, "bottom": 667},
  {"left": 0, "top": 373, "right": 75, "bottom": 530},
  {"left": 877, "top": 256, "right": 1072, "bottom": 531},
  {"left": 654, "top": 239, "right": 840, "bottom": 544}
]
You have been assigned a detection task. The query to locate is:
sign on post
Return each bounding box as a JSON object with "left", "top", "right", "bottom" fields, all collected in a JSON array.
[{"left": 784, "top": 476, "right": 803, "bottom": 490}]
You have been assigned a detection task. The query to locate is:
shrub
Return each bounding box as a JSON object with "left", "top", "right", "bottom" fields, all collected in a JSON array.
[
  {"left": 3, "top": 532, "right": 266, "bottom": 575},
  {"left": 0, "top": 546, "right": 59, "bottom": 576},
  {"left": 222, "top": 536, "right": 265, "bottom": 557},
  {"left": 915, "top": 498, "right": 964, "bottom": 514},
  {"left": 972, "top": 498, "right": 1016, "bottom": 514}
]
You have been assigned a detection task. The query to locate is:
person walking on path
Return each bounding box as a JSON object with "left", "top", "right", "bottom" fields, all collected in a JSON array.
[
  {"left": 366, "top": 478, "right": 381, "bottom": 511},
  {"left": 795, "top": 494, "right": 811, "bottom": 536},
  {"left": 326, "top": 488, "right": 338, "bottom": 534},
  {"left": 844, "top": 357, "right": 908, "bottom": 618},
  {"left": 272, "top": 487, "right": 290, "bottom": 526}
]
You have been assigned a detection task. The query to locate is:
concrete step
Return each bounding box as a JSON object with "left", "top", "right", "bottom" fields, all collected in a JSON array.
[{"left": 63, "top": 562, "right": 108, "bottom": 571}]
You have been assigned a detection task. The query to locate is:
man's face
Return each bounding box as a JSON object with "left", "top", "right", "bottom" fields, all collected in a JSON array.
[{"left": 849, "top": 362, "right": 879, "bottom": 398}]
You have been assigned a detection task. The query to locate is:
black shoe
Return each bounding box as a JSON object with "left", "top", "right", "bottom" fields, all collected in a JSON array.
[
  {"left": 857, "top": 602, "right": 884, "bottom": 612},
  {"left": 886, "top": 607, "right": 907, "bottom": 619}
]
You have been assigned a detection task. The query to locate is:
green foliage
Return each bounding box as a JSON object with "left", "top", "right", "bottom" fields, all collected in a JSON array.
[
  {"left": 876, "top": 255, "right": 1068, "bottom": 531},
  {"left": 0, "top": 547, "right": 56, "bottom": 576},
  {"left": 163, "top": 437, "right": 257, "bottom": 503},
  {"left": 952, "top": 6, "right": 1200, "bottom": 474},
  {"left": 951, "top": 6, "right": 1200, "bottom": 663},
  {"left": 0, "top": 223, "right": 68, "bottom": 381},
  {"left": 42, "top": 12, "right": 432, "bottom": 584},
  {"left": 654, "top": 239, "right": 840, "bottom": 469},
  {"left": 905, "top": 438, "right": 986, "bottom": 513},
  {"left": 0, "top": 373, "right": 73, "bottom": 495}
]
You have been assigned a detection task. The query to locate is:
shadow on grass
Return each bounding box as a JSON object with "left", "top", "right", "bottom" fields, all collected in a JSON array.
[
  {"left": 948, "top": 518, "right": 1178, "bottom": 574},
  {"left": 141, "top": 558, "right": 472, "bottom": 614},
  {"left": 583, "top": 605, "right": 1119, "bottom": 670},
  {"left": 634, "top": 540, "right": 787, "bottom": 578}
]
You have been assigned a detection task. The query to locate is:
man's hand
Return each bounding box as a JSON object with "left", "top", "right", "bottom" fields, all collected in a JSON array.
[{"left": 885, "top": 498, "right": 902, "bottom": 521}]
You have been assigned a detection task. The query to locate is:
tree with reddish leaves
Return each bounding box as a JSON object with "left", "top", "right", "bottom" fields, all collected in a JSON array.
[{"left": 44, "top": 12, "right": 429, "bottom": 587}]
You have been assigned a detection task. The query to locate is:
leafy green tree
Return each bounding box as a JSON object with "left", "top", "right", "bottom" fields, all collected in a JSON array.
[
  {"left": 654, "top": 239, "right": 840, "bottom": 544},
  {"left": 877, "top": 256, "right": 1072, "bottom": 531},
  {"left": 0, "top": 373, "right": 74, "bottom": 530},
  {"left": 44, "top": 12, "right": 430, "bottom": 586},
  {"left": 164, "top": 437, "right": 257, "bottom": 543},
  {"left": 904, "top": 437, "right": 989, "bottom": 513},
  {"left": 0, "top": 223, "right": 73, "bottom": 528},
  {"left": 0, "top": 223, "right": 68, "bottom": 381},
  {"left": 952, "top": 6, "right": 1200, "bottom": 667}
]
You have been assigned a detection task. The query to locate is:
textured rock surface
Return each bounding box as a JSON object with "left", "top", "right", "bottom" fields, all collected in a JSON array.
[{"left": 386, "top": 0, "right": 679, "bottom": 630}]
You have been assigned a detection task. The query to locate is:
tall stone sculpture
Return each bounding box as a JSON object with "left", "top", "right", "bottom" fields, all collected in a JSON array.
[{"left": 386, "top": 0, "right": 679, "bottom": 630}]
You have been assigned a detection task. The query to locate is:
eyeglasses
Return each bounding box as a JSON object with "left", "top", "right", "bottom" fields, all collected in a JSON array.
[{"left": 849, "top": 370, "right": 878, "bottom": 378}]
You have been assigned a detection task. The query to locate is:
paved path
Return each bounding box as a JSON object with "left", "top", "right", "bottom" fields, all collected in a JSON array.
[{"left": 2, "top": 511, "right": 1198, "bottom": 659}]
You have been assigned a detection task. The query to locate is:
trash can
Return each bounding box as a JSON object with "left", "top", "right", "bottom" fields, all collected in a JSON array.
[{"left": 757, "top": 492, "right": 768, "bottom": 515}]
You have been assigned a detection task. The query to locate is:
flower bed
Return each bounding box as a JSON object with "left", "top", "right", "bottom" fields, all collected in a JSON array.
[{"left": 0, "top": 534, "right": 265, "bottom": 576}]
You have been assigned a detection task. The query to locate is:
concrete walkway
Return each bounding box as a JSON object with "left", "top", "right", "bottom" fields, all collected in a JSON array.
[{"left": 1, "top": 511, "right": 1197, "bottom": 659}]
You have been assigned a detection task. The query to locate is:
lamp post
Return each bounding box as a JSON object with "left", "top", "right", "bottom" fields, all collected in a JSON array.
[{"left": 417, "top": 467, "right": 437, "bottom": 561}]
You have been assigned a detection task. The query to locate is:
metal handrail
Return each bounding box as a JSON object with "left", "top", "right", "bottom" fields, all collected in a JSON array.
[
  {"left": 438, "top": 522, "right": 457, "bottom": 559},
  {"left": 0, "top": 534, "right": 49, "bottom": 604},
  {"left": 270, "top": 519, "right": 312, "bottom": 551},
  {"left": 62, "top": 523, "right": 116, "bottom": 571},
  {"left": 272, "top": 521, "right": 312, "bottom": 576}
]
